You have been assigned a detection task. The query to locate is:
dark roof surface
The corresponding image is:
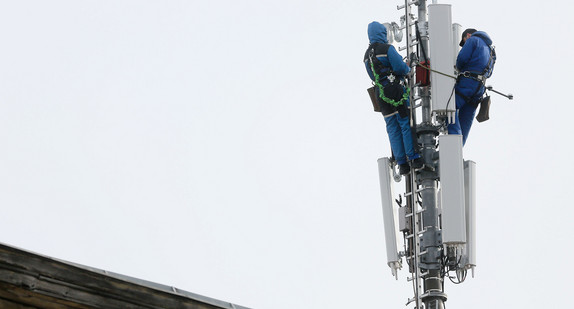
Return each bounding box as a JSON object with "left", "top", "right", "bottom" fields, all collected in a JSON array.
[{"left": 0, "top": 242, "right": 253, "bottom": 309}]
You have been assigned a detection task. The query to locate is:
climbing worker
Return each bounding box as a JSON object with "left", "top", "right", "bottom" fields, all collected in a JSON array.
[
  {"left": 448, "top": 28, "right": 496, "bottom": 145},
  {"left": 364, "top": 21, "right": 423, "bottom": 175}
]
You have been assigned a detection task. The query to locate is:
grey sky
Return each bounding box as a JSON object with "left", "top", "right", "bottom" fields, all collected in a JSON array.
[{"left": 0, "top": 1, "right": 571, "bottom": 308}]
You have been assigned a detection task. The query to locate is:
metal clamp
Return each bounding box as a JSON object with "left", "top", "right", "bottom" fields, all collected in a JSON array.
[{"left": 460, "top": 71, "right": 485, "bottom": 82}]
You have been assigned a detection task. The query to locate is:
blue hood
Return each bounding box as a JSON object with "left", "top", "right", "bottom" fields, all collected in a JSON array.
[
  {"left": 368, "top": 21, "right": 388, "bottom": 44},
  {"left": 472, "top": 31, "right": 492, "bottom": 46}
]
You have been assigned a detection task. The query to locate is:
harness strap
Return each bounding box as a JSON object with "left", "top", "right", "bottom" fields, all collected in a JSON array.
[
  {"left": 455, "top": 44, "right": 495, "bottom": 106},
  {"left": 367, "top": 43, "right": 410, "bottom": 107},
  {"left": 369, "top": 58, "right": 410, "bottom": 107},
  {"left": 459, "top": 71, "right": 486, "bottom": 82},
  {"left": 455, "top": 76, "right": 485, "bottom": 107}
]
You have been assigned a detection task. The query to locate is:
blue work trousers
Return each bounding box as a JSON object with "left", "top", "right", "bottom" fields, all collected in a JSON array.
[
  {"left": 448, "top": 78, "right": 485, "bottom": 145},
  {"left": 384, "top": 113, "right": 419, "bottom": 165},
  {"left": 447, "top": 93, "right": 479, "bottom": 145}
]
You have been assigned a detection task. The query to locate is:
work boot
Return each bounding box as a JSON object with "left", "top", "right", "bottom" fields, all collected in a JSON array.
[
  {"left": 399, "top": 163, "right": 410, "bottom": 175},
  {"left": 411, "top": 157, "right": 424, "bottom": 170}
]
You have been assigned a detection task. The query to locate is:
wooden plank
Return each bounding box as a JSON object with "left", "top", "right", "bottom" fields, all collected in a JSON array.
[{"left": 0, "top": 245, "right": 240, "bottom": 309}]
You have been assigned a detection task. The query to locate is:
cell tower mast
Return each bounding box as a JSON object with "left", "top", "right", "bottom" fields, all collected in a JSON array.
[{"left": 377, "top": 1, "right": 476, "bottom": 308}]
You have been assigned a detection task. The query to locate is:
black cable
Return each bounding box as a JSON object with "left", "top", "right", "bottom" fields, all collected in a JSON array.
[
  {"left": 445, "top": 83, "right": 456, "bottom": 115},
  {"left": 414, "top": 22, "right": 429, "bottom": 63},
  {"left": 449, "top": 268, "right": 467, "bottom": 285},
  {"left": 442, "top": 83, "right": 458, "bottom": 129}
]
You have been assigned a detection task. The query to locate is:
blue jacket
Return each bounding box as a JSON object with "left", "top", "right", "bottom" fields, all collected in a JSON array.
[
  {"left": 364, "top": 21, "right": 410, "bottom": 81},
  {"left": 456, "top": 31, "right": 493, "bottom": 75},
  {"left": 455, "top": 31, "right": 494, "bottom": 103}
]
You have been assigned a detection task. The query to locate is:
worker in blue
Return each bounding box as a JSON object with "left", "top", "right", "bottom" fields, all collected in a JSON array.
[
  {"left": 364, "top": 21, "right": 423, "bottom": 175},
  {"left": 449, "top": 28, "right": 496, "bottom": 145}
]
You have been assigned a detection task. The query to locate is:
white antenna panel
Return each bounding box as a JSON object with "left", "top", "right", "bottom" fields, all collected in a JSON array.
[
  {"left": 452, "top": 23, "right": 462, "bottom": 64},
  {"left": 439, "top": 135, "right": 466, "bottom": 244},
  {"left": 377, "top": 157, "right": 401, "bottom": 278},
  {"left": 463, "top": 160, "right": 477, "bottom": 271},
  {"left": 428, "top": 4, "right": 456, "bottom": 120}
]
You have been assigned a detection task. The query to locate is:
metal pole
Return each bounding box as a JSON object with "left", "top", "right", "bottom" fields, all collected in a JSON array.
[
  {"left": 403, "top": 3, "right": 424, "bottom": 309},
  {"left": 417, "top": 1, "right": 432, "bottom": 126},
  {"left": 415, "top": 1, "right": 447, "bottom": 308}
]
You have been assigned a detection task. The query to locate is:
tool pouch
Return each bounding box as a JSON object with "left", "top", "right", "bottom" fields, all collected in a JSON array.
[
  {"left": 367, "top": 86, "right": 381, "bottom": 112},
  {"left": 475, "top": 95, "right": 491, "bottom": 122}
]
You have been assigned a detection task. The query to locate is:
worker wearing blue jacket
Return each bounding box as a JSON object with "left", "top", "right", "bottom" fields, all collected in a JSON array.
[
  {"left": 449, "top": 28, "right": 496, "bottom": 145},
  {"left": 364, "top": 21, "right": 423, "bottom": 175}
]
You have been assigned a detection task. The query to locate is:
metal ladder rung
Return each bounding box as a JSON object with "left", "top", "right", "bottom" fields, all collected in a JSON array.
[{"left": 407, "top": 273, "right": 424, "bottom": 282}]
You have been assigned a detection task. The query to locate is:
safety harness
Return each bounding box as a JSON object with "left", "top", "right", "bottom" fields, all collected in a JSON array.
[
  {"left": 456, "top": 45, "right": 496, "bottom": 106},
  {"left": 367, "top": 43, "right": 410, "bottom": 107}
]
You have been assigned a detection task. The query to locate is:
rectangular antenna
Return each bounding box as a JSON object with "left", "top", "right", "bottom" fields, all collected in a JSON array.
[
  {"left": 438, "top": 135, "right": 466, "bottom": 244},
  {"left": 377, "top": 157, "right": 401, "bottom": 279},
  {"left": 452, "top": 23, "right": 462, "bottom": 64},
  {"left": 428, "top": 4, "right": 456, "bottom": 121},
  {"left": 463, "top": 160, "right": 477, "bottom": 273}
]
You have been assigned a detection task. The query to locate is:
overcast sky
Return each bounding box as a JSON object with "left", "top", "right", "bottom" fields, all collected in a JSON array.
[{"left": 0, "top": 1, "right": 572, "bottom": 308}]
